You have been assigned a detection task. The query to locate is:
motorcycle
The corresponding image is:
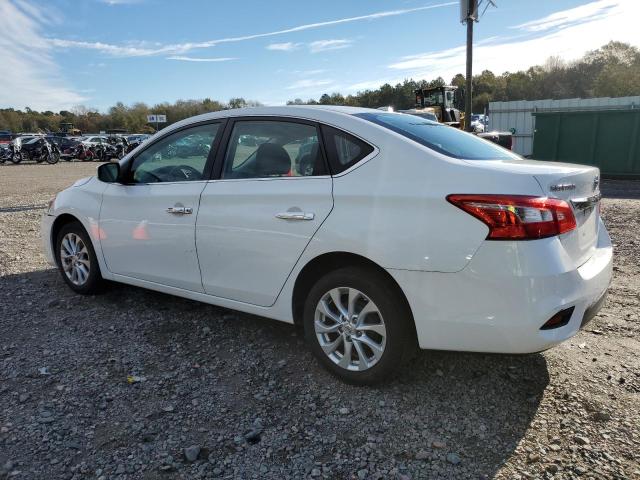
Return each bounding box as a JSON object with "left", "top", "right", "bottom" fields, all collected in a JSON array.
[
  {"left": 45, "top": 141, "right": 61, "bottom": 164},
  {"left": 72, "top": 143, "right": 96, "bottom": 162},
  {"left": 27, "top": 138, "right": 60, "bottom": 164},
  {"left": 1, "top": 138, "right": 24, "bottom": 164},
  {"left": 103, "top": 137, "right": 128, "bottom": 160},
  {"left": 89, "top": 144, "right": 107, "bottom": 162},
  {"left": 126, "top": 139, "right": 142, "bottom": 154}
]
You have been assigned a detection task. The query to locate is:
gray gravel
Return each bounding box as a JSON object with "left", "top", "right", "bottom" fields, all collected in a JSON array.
[{"left": 1, "top": 163, "right": 639, "bottom": 479}]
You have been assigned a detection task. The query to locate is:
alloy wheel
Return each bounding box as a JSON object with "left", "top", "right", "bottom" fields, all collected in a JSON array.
[
  {"left": 314, "top": 287, "right": 387, "bottom": 371},
  {"left": 60, "top": 233, "right": 90, "bottom": 286}
]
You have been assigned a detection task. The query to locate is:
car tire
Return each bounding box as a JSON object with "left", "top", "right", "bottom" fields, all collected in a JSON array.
[
  {"left": 55, "top": 221, "right": 104, "bottom": 294},
  {"left": 303, "top": 266, "right": 416, "bottom": 385}
]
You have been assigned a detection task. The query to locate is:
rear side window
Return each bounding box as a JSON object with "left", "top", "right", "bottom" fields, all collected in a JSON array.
[
  {"left": 321, "top": 125, "right": 374, "bottom": 174},
  {"left": 355, "top": 112, "right": 518, "bottom": 160}
]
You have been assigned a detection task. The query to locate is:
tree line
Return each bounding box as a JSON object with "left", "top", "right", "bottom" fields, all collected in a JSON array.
[
  {"left": 0, "top": 41, "right": 638, "bottom": 134},
  {"left": 288, "top": 41, "right": 640, "bottom": 111},
  {"left": 0, "top": 98, "right": 261, "bottom": 135}
]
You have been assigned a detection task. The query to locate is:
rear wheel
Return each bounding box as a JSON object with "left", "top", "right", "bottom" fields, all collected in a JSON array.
[
  {"left": 55, "top": 222, "right": 104, "bottom": 294},
  {"left": 303, "top": 267, "right": 416, "bottom": 385},
  {"left": 11, "top": 152, "right": 22, "bottom": 164}
]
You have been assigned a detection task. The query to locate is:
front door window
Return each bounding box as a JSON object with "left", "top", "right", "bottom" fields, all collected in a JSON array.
[{"left": 130, "top": 123, "right": 220, "bottom": 183}]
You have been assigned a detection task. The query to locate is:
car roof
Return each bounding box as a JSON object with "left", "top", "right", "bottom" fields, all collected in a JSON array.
[{"left": 163, "top": 105, "right": 381, "bottom": 132}]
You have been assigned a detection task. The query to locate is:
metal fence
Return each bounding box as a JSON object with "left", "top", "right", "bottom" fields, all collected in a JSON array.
[
  {"left": 532, "top": 109, "right": 640, "bottom": 177},
  {"left": 488, "top": 96, "right": 640, "bottom": 156}
]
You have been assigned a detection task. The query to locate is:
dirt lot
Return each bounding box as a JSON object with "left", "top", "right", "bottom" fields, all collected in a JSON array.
[{"left": 0, "top": 163, "right": 638, "bottom": 480}]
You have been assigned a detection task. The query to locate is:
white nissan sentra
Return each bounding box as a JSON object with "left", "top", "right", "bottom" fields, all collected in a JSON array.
[{"left": 42, "top": 106, "right": 612, "bottom": 384}]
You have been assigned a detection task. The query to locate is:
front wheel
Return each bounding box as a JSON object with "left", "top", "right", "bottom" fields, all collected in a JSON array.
[
  {"left": 11, "top": 152, "right": 22, "bottom": 164},
  {"left": 55, "top": 222, "right": 104, "bottom": 294},
  {"left": 46, "top": 151, "right": 60, "bottom": 164},
  {"left": 303, "top": 267, "right": 416, "bottom": 385}
]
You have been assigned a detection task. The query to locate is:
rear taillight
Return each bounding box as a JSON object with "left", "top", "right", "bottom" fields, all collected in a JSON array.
[{"left": 447, "top": 194, "right": 577, "bottom": 240}]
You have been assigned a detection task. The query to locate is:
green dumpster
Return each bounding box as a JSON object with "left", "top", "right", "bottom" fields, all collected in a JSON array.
[{"left": 532, "top": 109, "right": 640, "bottom": 177}]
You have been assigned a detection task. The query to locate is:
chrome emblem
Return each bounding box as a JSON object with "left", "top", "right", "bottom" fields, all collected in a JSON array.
[
  {"left": 593, "top": 175, "right": 600, "bottom": 192},
  {"left": 550, "top": 183, "right": 576, "bottom": 192}
]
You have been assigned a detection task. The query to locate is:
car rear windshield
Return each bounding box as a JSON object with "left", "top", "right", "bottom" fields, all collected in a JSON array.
[{"left": 354, "top": 112, "right": 519, "bottom": 160}]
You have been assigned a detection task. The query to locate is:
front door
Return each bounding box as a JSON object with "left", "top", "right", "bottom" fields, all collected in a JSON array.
[
  {"left": 99, "top": 122, "right": 222, "bottom": 292},
  {"left": 196, "top": 118, "right": 334, "bottom": 306}
]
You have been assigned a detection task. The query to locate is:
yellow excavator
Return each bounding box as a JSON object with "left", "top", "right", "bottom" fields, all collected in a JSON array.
[
  {"left": 414, "top": 86, "right": 465, "bottom": 129},
  {"left": 411, "top": 85, "right": 514, "bottom": 150}
]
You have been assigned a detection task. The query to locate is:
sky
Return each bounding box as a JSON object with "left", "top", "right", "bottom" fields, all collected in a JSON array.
[{"left": 0, "top": 0, "right": 638, "bottom": 112}]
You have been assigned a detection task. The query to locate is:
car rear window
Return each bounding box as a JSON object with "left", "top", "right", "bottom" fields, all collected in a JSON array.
[
  {"left": 320, "top": 125, "right": 374, "bottom": 174},
  {"left": 354, "top": 112, "right": 518, "bottom": 160}
]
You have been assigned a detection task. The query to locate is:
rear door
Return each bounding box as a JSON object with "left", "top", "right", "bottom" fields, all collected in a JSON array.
[{"left": 196, "top": 118, "right": 333, "bottom": 306}]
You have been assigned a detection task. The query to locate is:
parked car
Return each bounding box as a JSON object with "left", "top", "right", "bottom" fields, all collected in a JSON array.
[
  {"left": 81, "top": 135, "right": 109, "bottom": 146},
  {"left": 0, "top": 131, "right": 13, "bottom": 144},
  {"left": 470, "top": 114, "right": 487, "bottom": 132},
  {"left": 477, "top": 130, "right": 514, "bottom": 150},
  {"left": 42, "top": 106, "right": 612, "bottom": 384}
]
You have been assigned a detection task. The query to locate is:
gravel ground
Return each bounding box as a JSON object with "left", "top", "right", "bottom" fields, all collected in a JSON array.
[{"left": 0, "top": 163, "right": 638, "bottom": 480}]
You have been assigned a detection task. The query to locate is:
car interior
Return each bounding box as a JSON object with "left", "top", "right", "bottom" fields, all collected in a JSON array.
[
  {"left": 129, "top": 120, "right": 327, "bottom": 184},
  {"left": 223, "top": 121, "right": 325, "bottom": 179}
]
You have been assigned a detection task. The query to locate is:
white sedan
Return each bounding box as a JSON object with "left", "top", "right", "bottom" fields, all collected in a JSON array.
[
  {"left": 81, "top": 135, "right": 108, "bottom": 146},
  {"left": 42, "top": 106, "right": 612, "bottom": 384}
]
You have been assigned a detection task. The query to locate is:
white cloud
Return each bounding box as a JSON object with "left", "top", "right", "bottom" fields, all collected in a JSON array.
[
  {"left": 286, "top": 79, "right": 334, "bottom": 90},
  {"left": 387, "top": 0, "right": 640, "bottom": 83},
  {"left": 50, "top": 38, "right": 183, "bottom": 57},
  {"left": 309, "top": 39, "right": 352, "bottom": 53},
  {"left": 266, "top": 42, "right": 300, "bottom": 51},
  {"left": 511, "top": 0, "right": 618, "bottom": 32},
  {"left": 99, "top": 0, "right": 144, "bottom": 5},
  {"left": 294, "top": 69, "right": 327, "bottom": 76},
  {"left": 167, "top": 56, "right": 236, "bottom": 62},
  {"left": 50, "top": 1, "right": 456, "bottom": 57},
  {"left": 0, "top": 0, "right": 86, "bottom": 111}
]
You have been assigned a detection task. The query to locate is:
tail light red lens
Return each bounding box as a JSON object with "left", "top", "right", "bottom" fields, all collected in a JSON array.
[{"left": 447, "top": 194, "right": 577, "bottom": 240}]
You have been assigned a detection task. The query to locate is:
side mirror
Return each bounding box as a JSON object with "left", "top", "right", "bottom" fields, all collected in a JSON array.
[{"left": 97, "top": 162, "right": 120, "bottom": 183}]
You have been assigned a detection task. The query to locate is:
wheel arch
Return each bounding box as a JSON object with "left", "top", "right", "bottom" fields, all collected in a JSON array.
[
  {"left": 291, "top": 251, "right": 416, "bottom": 333},
  {"left": 50, "top": 214, "right": 86, "bottom": 266}
]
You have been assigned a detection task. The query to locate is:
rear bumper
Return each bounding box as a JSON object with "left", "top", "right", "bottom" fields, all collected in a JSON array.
[{"left": 389, "top": 218, "right": 613, "bottom": 354}]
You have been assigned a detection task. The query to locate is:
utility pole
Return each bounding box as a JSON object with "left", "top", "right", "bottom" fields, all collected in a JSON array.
[
  {"left": 461, "top": 0, "right": 496, "bottom": 132},
  {"left": 464, "top": 15, "right": 473, "bottom": 131},
  {"left": 461, "top": 0, "right": 478, "bottom": 132}
]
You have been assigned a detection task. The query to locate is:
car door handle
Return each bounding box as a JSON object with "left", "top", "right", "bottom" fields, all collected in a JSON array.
[
  {"left": 275, "top": 211, "right": 315, "bottom": 221},
  {"left": 166, "top": 206, "right": 193, "bottom": 215}
]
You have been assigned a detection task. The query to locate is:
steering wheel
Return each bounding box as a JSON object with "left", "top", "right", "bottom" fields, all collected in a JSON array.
[
  {"left": 167, "top": 165, "right": 202, "bottom": 181},
  {"left": 135, "top": 169, "right": 163, "bottom": 183}
]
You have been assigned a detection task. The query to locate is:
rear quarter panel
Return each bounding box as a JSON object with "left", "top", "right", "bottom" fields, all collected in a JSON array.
[{"left": 312, "top": 130, "right": 546, "bottom": 273}]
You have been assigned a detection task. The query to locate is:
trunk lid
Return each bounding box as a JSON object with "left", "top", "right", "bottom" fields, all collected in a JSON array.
[
  {"left": 469, "top": 159, "right": 601, "bottom": 268},
  {"left": 534, "top": 164, "right": 601, "bottom": 268}
]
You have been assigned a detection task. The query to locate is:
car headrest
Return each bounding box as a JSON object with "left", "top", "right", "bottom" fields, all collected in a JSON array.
[
  {"left": 298, "top": 143, "right": 322, "bottom": 175},
  {"left": 255, "top": 143, "right": 291, "bottom": 176}
]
